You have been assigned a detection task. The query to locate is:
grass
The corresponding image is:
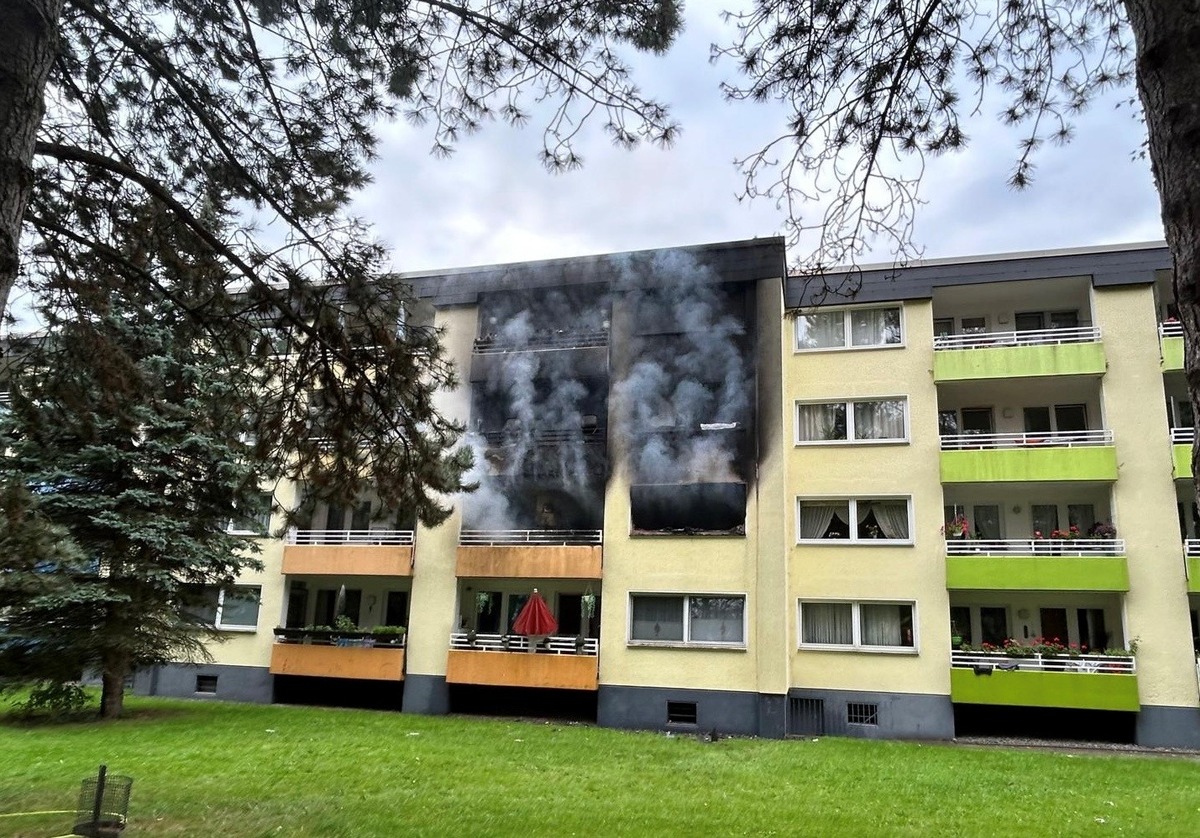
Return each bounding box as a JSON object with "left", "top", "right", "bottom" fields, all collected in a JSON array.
[{"left": 2, "top": 697, "right": 1199, "bottom": 836}]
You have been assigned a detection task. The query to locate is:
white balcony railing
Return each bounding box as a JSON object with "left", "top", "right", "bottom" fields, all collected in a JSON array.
[
  {"left": 1171, "top": 427, "right": 1195, "bottom": 444},
  {"left": 1186, "top": 539, "right": 1200, "bottom": 558},
  {"left": 286, "top": 528, "right": 415, "bottom": 546},
  {"left": 449, "top": 632, "right": 599, "bottom": 656},
  {"left": 1160, "top": 321, "right": 1184, "bottom": 338},
  {"left": 473, "top": 330, "right": 608, "bottom": 354},
  {"left": 940, "top": 429, "right": 1113, "bottom": 450},
  {"left": 459, "top": 529, "right": 603, "bottom": 546},
  {"left": 946, "top": 538, "right": 1125, "bottom": 557},
  {"left": 934, "top": 326, "right": 1100, "bottom": 350},
  {"left": 951, "top": 650, "right": 1136, "bottom": 674}
]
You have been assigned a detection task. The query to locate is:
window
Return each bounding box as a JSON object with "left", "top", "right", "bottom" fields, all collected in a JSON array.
[
  {"left": 933, "top": 318, "right": 954, "bottom": 338},
  {"left": 1014, "top": 311, "right": 1045, "bottom": 331},
  {"left": 797, "top": 498, "right": 912, "bottom": 542},
  {"left": 666, "top": 701, "right": 698, "bottom": 725},
  {"left": 188, "top": 585, "right": 261, "bottom": 631},
  {"left": 795, "top": 398, "right": 907, "bottom": 444},
  {"left": 960, "top": 407, "right": 994, "bottom": 435},
  {"left": 227, "top": 492, "right": 272, "bottom": 535},
  {"left": 847, "top": 703, "right": 879, "bottom": 726},
  {"left": 629, "top": 594, "right": 746, "bottom": 647},
  {"left": 799, "top": 601, "right": 916, "bottom": 651},
  {"left": 795, "top": 306, "right": 902, "bottom": 350},
  {"left": 195, "top": 675, "right": 218, "bottom": 694},
  {"left": 960, "top": 316, "right": 987, "bottom": 334}
]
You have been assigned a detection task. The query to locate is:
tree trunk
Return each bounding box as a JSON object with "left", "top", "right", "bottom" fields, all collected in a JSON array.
[
  {"left": 1124, "top": 0, "right": 1200, "bottom": 488},
  {"left": 99, "top": 653, "right": 129, "bottom": 719},
  {"left": 0, "top": 0, "right": 61, "bottom": 321}
]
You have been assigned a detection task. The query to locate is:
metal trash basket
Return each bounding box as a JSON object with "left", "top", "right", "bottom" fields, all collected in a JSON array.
[{"left": 73, "top": 765, "right": 132, "bottom": 837}]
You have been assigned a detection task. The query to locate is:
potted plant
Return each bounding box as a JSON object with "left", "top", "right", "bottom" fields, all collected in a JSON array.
[{"left": 371, "top": 625, "right": 407, "bottom": 646}]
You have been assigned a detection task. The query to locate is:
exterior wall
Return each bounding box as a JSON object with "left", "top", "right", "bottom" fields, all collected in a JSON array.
[
  {"left": 785, "top": 298, "right": 951, "bottom": 699},
  {"left": 597, "top": 684, "right": 769, "bottom": 737},
  {"left": 1096, "top": 285, "right": 1200, "bottom": 712},
  {"left": 785, "top": 688, "right": 954, "bottom": 739},
  {"left": 134, "top": 663, "right": 273, "bottom": 704},
  {"left": 406, "top": 304, "right": 478, "bottom": 685}
]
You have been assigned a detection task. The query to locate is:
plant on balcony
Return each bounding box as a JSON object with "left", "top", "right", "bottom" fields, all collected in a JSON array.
[
  {"left": 334, "top": 615, "right": 358, "bottom": 632},
  {"left": 371, "top": 625, "right": 406, "bottom": 645},
  {"left": 1087, "top": 522, "right": 1117, "bottom": 539},
  {"left": 963, "top": 636, "right": 1137, "bottom": 658},
  {"left": 941, "top": 515, "right": 972, "bottom": 539}
]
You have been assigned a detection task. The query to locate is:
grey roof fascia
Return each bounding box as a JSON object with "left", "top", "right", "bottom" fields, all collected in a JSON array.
[
  {"left": 785, "top": 244, "right": 1171, "bottom": 309},
  {"left": 398, "top": 237, "right": 787, "bottom": 306}
]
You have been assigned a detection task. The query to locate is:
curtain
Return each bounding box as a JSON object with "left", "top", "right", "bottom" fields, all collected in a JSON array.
[
  {"left": 796, "top": 312, "right": 844, "bottom": 349},
  {"left": 689, "top": 597, "right": 745, "bottom": 643},
  {"left": 631, "top": 596, "right": 683, "bottom": 641},
  {"left": 799, "top": 502, "right": 842, "bottom": 539},
  {"left": 854, "top": 400, "right": 905, "bottom": 440},
  {"left": 850, "top": 308, "right": 901, "bottom": 346},
  {"left": 861, "top": 604, "right": 912, "bottom": 647},
  {"left": 868, "top": 501, "right": 910, "bottom": 540},
  {"left": 797, "top": 402, "right": 846, "bottom": 441},
  {"left": 802, "top": 603, "right": 853, "bottom": 645}
]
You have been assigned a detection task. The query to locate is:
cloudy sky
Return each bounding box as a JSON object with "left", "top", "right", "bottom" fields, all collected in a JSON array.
[{"left": 353, "top": 2, "right": 1165, "bottom": 275}]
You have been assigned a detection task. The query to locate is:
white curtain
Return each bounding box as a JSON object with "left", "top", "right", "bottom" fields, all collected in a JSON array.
[
  {"left": 800, "top": 503, "right": 844, "bottom": 539},
  {"left": 631, "top": 596, "right": 683, "bottom": 641},
  {"left": 861, "top": 604, "right": 912, "bottom": 647},
  {"left": 689, "top": 597, "right": 744, "bottom": 643},
  {"left": 854, "top": 400, "right": 905, "bottom": 440},
  {"left": 866, "top": 501, "right": 910, "bottom": 540},
  {"left": 850, "top": 308, "right": 901, "bottom": 346},
  {"left": 797, "top": 403, "right": 846, "bottom": 441},
  {"left": 802, "top": 603, "right": 853, "bottom": 645},
  {"left": 796, "top": 312, "right": 845, "bottom": 349}
]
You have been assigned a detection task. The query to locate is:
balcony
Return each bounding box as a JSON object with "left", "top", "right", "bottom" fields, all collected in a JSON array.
[
  {"left": 282, "top": 529, "right": 415, "bottom": 576},
  {"left": 933, "top": 327, "right": 1105, "bottom": 382},
  {"left": 269, "top": 633, "right": 406, "bottom": 681},
  {"left": 940, "top": 431, "right": 1117, "bottom": 483},
  {"left": 456, "top": 530, "right": 603, "bottom": 579},
  {"left": 1172, "top": 427, "right": 1193, "bottom": 478},
  {"left": 1160, "top": 321, "right": 1184, "bottom": 371},
  {"left": 950, "top": 650, "right": 1138, "bottom": 711},
  {"left": 945, "top": 539, "right": 1128, "bottom": 592},
  {"left": 445, "top": 632, "right": 599, "bottom": 690},
  {"left": 1186, "top": 540, "right": 1200, "bottom": 594}
]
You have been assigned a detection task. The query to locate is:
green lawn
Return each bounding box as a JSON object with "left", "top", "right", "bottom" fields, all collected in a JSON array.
[{"left": 2, "top": 697, "right": 1199, "bottom": 837}]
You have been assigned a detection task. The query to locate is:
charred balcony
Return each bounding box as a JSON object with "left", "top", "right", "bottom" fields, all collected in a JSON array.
[{"left": 630, "top": 482, "right": 747, "bottom": 536}]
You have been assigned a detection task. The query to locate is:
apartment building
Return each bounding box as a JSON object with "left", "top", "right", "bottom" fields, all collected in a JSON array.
[{"left": 118, "top": 238, "right": 1200, "bottom": 748}]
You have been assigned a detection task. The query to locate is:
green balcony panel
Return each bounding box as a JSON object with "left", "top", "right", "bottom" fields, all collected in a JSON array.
[
  {"left": 1173, "top": 444, "right": 1191, "bottom": 478},
  {"left": 1187, "top": 558, "right": 1200, "bottom": 594},
  {"left": 1162, "top": 336, "right": 1184, "bottom": 372},
  {"left": 933, "top": 343, "right": 1106, "bottom": 382},
  {"left": 950, "top": 668, "right": 1140, "bottom": 711},
  {"left": 946, "top": 556, "right": 1129, "bottom": 592},
  {"left": 940, "top": 446, "right": 1118, "bottom": 482}
]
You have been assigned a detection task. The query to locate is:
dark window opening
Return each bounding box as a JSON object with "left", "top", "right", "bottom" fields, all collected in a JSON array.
[
  {"left": 630, "top": 483, "right": 746, "bottom": 534},
  {"left": 196, "top": 675, "right": 218, "bottom": 694},
  {"left": 385, "top": 591, "right": 409, "bottom": 627},
  {"left": 787, "top": 697, "right": 825, "bottom": 736},
  {"left": 846, "top": 702, "right": 879, "bottom": 726},
  {"left": 667, "top": 701, "right": 698, "bottom": 725}
]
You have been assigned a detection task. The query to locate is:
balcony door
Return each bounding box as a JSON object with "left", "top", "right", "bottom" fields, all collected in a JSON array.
[
  {"left": 1040, "top": 608, "right": 1069, "bottom": 644},
  {"left": 961, "top": 408, "right": 994, "bottom": 435}
]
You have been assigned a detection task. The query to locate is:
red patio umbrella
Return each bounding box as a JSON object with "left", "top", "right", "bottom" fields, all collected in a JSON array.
[{"left": 512, "top": 589, "right": 558, "bottom": 652}]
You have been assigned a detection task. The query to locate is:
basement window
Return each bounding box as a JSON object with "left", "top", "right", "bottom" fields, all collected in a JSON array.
[
  {"left": 195, "top": 675, "right": 218, "bottom": 695},
  {"left": 630, "top": 483, "right": 746, "bottom": 535},
  {"left": 847, "top": 703, "right": 879, "bottom": 726},
  {"left": 667, "top": 701, "right": 698, "bottom": 726}
]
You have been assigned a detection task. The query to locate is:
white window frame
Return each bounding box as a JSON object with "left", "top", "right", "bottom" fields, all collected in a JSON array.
[
  {"left": 795, "top": 496, "right": 914, "bottom": 545},
  {"left": 214, "top": 585, "right": 261, "bottom": 632},
  {"left": 797, "top": 599, "right": 918, "bottom": 653},
  {"left": 794, "top": 397, "right": 909, "bottom": 445},
  {"left": 627, "top": 593, "right": 748, "bottom": 650},
  {"left": 227, "top": 492, "right": 273, "bottom": 536},
  {"left": 793, "top": 304, "right": 905, "bottom": 352}
]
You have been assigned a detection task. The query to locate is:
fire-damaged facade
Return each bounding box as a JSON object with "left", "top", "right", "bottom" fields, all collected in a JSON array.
[{"left": 124, "top": 238, "right": 1200, "bottom": 749}]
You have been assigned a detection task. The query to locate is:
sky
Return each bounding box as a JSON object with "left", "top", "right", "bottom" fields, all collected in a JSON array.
[
  {"left": 4, "top": 3, "right": 1166, "bottom": 332},
  {"left": 351, "top": 2, "right": 1165, "bottom": 275}
]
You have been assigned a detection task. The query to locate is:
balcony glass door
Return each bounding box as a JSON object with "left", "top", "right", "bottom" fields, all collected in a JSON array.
[{"left": 1040, "top": 608, "right": 1069, "bottom": 643}]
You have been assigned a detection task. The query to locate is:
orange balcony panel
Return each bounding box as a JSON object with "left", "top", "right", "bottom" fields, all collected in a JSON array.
[
  {"left": 445, "top": 650, "right": 599, "bottom": 691},
  {"left": 455, "top": 545, "right": 602, "bottom": 579},
  {"left": 269, "top": 644, "right": 405, "bottom": 681},
  {"left": 282, "top": 544, "right": 414, "bottom": 576}
]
